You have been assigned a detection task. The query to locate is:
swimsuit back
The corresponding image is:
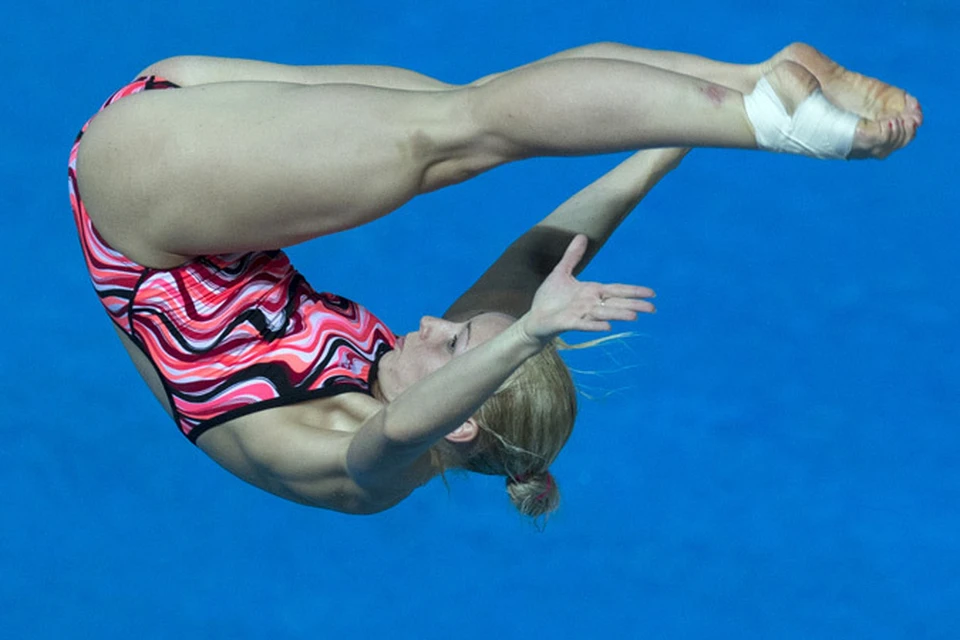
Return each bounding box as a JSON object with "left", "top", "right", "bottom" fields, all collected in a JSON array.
[{"left": 68, "top": 77, "right": 396, "bottom": 442}]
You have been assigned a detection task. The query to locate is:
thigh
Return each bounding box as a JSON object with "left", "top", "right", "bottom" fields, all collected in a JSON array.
[
  {"left": 75, "top": 79, "right": 499, "bottom": 266},
  {"left": 141, "top": 55, "right": 458, "bottom": 91}
]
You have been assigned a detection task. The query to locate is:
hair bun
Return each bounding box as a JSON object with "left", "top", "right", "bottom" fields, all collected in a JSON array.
[{"left": 506, "top": 470, "right": 560, "bottom": 520}]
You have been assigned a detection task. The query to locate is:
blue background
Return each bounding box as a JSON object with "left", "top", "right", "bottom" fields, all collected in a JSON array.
[{"left": 2, "top": 1, "right": 957, "bottom": 637}]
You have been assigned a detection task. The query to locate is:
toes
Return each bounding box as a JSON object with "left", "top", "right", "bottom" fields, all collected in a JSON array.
[
  {"left": 878, "top": 116, "right": 916, "bottom": 157},
  {"left": 855, "top": 116, "right": 913, "bottom": 160},
  {"left": 891, "top": 118, "right": 907, "bottom": 149},
  {"left": 906, "top": 94, "right": 924, "bottom": 127},
  {"left": 883, "top": 118, "right": 905, "bottom": 154},
  {"left": 896, "top": 115, "right": 919, "bottom": 148},
  {"left": 850, "top": 119, "right": 885, "bottom": 159},
  {"left": 876, "top": 119, "right": 897, "bottom": 159},
  {"left": 902, "top": 116, "right": 919, "bottom": 146}
]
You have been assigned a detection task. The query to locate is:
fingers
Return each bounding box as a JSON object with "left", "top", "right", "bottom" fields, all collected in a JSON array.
[
  {"left": 601, "top": 283, "right": 656, "bottom": 300},
  {"left": 599, "top": 297, "right": 656, "bottom": 316},
  {"left": 598, "top": 284, "right": 657, "bottom": 316},
  {"left": 587, "top": 298, "right": 654, "bottom": 324},
  {"left": 583, "top": 285, "right": 657, "bottom": 326}
]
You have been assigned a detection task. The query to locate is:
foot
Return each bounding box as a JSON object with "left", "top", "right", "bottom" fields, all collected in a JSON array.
[
  {"left": 770, "top": 43, "right": 922, "bottom": 127},
  {"left": 761, "top": 60, "right": 914, "bottom": 160}
]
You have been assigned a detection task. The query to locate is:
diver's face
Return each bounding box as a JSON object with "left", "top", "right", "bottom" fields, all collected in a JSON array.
[{"left": 376, "top": 312, "right": 515, "bottom": 401}]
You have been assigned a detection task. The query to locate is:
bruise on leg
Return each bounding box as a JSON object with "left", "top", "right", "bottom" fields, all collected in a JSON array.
[{"left": 700, "top": 83, "right": 729, "bottom": 107}]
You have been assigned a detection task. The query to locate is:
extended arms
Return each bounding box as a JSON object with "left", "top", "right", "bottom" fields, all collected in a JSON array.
[
  {"left": 214, "top": 149, "right": 688, "bottom": 511},
  {"left": 443, "top": 147, "right": 689, "bottom": 320},
  {"left": 347, "top": 149, "right": 688, "bottom": 489},
  {"left": 346, "top": 236, "right": 655, "bottom": 491}
]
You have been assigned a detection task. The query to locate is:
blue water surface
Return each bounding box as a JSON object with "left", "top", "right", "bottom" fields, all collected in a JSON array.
[{"left": 2, "top": 1, "right": 957, "bottom": 638}]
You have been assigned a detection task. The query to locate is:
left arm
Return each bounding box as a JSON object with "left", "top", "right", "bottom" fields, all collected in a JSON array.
[
  {"left": 444, "top": 147, "right": 689, "bottom": 320},
  {"left": 203, "top": 237, "right": 650, "bottom": 513},
  {"left": 346, "top": 236, "right": 652, "bottom": 493}
]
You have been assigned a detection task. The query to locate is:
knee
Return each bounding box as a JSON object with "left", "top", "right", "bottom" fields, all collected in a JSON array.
[{"left": 415, "top": 87, "right": 516, "bottom": 191}]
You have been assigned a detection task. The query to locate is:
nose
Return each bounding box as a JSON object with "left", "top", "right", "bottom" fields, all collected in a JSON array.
[{"left": 419, "top": 315, "right": 450, "bottom": 341}]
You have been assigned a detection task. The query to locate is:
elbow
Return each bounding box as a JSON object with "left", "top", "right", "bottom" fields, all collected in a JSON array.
[
  {"left": 344, "top": 446, "right": 373, "bottom": 489},
  {"left": 272, "top": 476, "right": 392, "bottom": 516},
  {"left": 344, "top": 428, "right": 397, "bottom": 490},
  {"left": 343, "top": 499, "right": 393, "bottom": 516}
]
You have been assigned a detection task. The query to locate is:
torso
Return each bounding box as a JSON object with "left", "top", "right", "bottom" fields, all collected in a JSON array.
[
  {"left": 197, "top": 385, "right": 386, "bottom": 494},
  {"left": 113, "top": 322, "right": 379, "bottom": 438},
  {"left": 72, "top": 71, "right": 399, "bottom": 496},
  {"left": 111, "top": 297, "right": 424, "bottom": 515}
]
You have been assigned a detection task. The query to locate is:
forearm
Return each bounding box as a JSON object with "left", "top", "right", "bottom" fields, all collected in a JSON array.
[
  {"left": 444, "top": 148, "right": 687, "bottom": 319},
  {"left": 346, "top": 321, "right": 542, "bottom": 486},
  {"left": 540, "top": 147, "right": 689, "bottom": 264}
]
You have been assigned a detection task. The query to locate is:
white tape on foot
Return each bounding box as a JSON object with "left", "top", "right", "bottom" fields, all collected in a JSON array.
[{"left": 744, "top": 77, "right": 860, "bottom": 159}]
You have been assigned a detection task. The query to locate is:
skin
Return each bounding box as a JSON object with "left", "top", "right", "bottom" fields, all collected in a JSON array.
[
  {"left": 76, "top": 45, "right": 918, "bottom": 269},
  {"left": 74, "top": 42, "right": 920, "bottom": 514},
  {"left": 375, "top": 312, "right": 517, "bottom": 403}
]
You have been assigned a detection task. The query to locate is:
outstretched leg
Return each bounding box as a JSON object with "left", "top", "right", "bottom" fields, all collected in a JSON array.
[
  {"left": 472, "top": 42, "right": 764, "bottom": 93},
  {"left": 155, "top": 42, "right": 919, "bottom": 131},
  {"left": 76, "top": 52, "right": 914, "bottom": 266},
  {"left": 480, "top": 42, "right": 921, "bottom": 124},
  {"left": 140, "top": 45, "right": 761, "bottom": 93}
]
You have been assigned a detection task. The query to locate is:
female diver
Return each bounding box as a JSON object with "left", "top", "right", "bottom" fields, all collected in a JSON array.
[{"left": 69, "top": 42, "right": 921, "bottom": 518}]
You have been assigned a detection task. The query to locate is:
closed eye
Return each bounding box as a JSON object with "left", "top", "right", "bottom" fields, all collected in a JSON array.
[{"left": 448, "top": 321, "right": 472, "bottom": 354}]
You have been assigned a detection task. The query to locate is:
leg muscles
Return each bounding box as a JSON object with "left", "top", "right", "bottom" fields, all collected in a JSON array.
[
  {"left": 79, "top": 58, "right": 758, "bottom": 263},
  {"left": 76, "top": 81, "right": 496, "bottom": 263},
  {"left": 141, "top": 55, "right": 456, "bottom": 91}
]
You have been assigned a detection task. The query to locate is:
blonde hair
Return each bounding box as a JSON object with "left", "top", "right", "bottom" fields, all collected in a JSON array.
[{"left": 437, "top": 340, "right": 577, "bottom": 522}]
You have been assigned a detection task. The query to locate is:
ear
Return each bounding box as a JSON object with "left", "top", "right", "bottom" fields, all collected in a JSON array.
[{"left": 444, "top": 418, "right": 479, "bottom": 444}]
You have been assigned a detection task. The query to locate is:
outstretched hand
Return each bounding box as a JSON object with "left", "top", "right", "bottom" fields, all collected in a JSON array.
[{"left": 518, "top": 235, "right": 656, "bottom": 344}]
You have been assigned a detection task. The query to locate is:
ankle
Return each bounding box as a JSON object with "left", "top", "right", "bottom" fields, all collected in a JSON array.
[
  {"left": 764, "top": 61, "right": 820, "bottom": 114},
  {"left": 743, "top": 73, "right": 859, "bottom": 159}
]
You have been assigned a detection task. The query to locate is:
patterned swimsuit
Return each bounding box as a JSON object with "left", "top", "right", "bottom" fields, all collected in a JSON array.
[{"left": 68, "top": 77, "right": 396, "bottom": 443}]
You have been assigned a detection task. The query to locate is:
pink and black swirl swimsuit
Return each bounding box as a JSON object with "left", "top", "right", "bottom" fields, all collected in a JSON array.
[{"left": 68, "top": 77, "right": 396, "bottom": 442}]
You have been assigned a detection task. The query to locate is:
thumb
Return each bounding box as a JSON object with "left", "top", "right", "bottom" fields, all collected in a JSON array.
[{"left": 555, "top": 234, "right": 589, "bottom": 276}]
